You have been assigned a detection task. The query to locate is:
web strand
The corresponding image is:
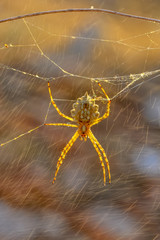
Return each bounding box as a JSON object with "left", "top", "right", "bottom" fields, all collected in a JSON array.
[
  {"left": 0, "top": 17, "right": 159, "bottom": 100},
  {"left": 0, "top": 9, "right": 159, "bottom": 103}
]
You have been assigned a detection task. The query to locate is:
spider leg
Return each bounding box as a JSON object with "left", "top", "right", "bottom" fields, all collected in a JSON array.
[
  {"left": 52, "top": 130, "right": 79, "bottom": 184},
  {"left": 44, "top": 123, "right": 77, "bottom": 127},
  {"left": 0, "top": 124, "right": 44, "bottom": 147},
  {"left": 91, "top": 81, "right": 111, "bottom": 126},
  {"left": 48, "top": 81, "right": 74, "bottom": 122},
  {"left": 88, "top": 130, "right": 106, "bottom": 186},
  {"left": 90, "top": 130, "right": 111, "bottom": 184}
]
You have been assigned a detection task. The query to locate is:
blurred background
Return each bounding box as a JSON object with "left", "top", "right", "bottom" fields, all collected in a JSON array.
[{"left": 0, "top": 0, "right": 160, "bottom": 239}]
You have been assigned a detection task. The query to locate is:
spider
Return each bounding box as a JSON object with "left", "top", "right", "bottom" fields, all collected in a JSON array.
[
  {"left": 45, "top": 81, "right": 111, "bottom": 186},
  {"left": 0, "top": 81, "right": 111, "bottom": 186}
]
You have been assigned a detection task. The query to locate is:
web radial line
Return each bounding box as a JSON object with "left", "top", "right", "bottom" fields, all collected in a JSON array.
[
  {"left": 111, "top": 79, "right": 135, "bottom": 100},
  {"left": 0, "top": 63, "right": 72, "bottom": 82},
  {"left": 0, "top": 124, "right": 44, "bottom": 147},
  {"left": 53, "top": 130, "right": 79, "bottom": 184},
  {"left": 24, "top": 21, "right": 144, "bottom": 50},
  {"left": 44, "top": 123, "right": 77, "bottom": 127},
  {"left": 22, "top": 20, "right": 101, "bottom": 83},
  {"left": 89, "top": 131, "right": 106, "bottom": 186},
  {"left": 48, "top": 81, "right": 74, "bottom": 122},
  {"left": 0, "top": 64, "right": 51, "bottom": 81},
  {"left": 43, "top": 101, "right": 52, "bottom": 124},
  {"left": 23, "top": 19, "right": 74, "bottom": 77},
  {"left": 90, "top": 130, "right": 111, "bottom": 184}
]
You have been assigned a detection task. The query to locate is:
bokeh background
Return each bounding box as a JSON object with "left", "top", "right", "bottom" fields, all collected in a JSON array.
[{"left": 0, "top": 0, "right": 160, "bottom": 239}]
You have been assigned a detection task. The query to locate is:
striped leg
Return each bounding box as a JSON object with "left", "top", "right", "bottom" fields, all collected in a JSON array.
[
  {"left": 53, "top": 130, "right": 79, "bottom": 184},
  {"left": 48, "top": 81, "right": 74, "bottom": 122},
  {"left": 89, "top": 130, "right": 106, "bottom": 186},
  {"left": 91, "top": 81, "right": 111, "bottom": 126},
  {"left": 90, "top": 130, "right": 111, "bottom": 184}
]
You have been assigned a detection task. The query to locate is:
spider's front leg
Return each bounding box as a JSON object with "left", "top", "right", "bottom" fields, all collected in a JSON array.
[
  {"left": 91, "top": 81, "right": 111, "bottom": 126},
  {"left": 48, "top": 81, "right": 74, "bottom": 122}
]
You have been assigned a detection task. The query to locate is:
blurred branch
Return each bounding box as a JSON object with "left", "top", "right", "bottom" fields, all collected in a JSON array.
[{"left": 0, "top": 8, "right": 160, "bottom": 24}]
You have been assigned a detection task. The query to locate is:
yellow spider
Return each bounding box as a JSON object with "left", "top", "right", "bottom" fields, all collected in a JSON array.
[
  {"left": 1, "top": 81, "right": 111, "bottom": 185},
  {"left": 45, "top": 81, "right": 111, "bottom": 185}
]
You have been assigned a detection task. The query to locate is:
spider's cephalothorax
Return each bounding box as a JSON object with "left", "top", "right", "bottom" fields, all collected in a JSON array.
[{"left": 71, "top": 92, "right": 100, "bottom": 140}]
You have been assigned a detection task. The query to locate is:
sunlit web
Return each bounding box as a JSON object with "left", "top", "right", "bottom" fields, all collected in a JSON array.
[
  {"left": 0, "top": 18, "right": 159, "bottom": 140},
  {"left": 1, "top": 18, "right": 160, "bottom": 98},
  {"left": 0, "top": 8, "right": 160, "bottom": 240}
]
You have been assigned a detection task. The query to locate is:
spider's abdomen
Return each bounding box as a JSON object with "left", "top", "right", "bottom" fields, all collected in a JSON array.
[{"left": 71, "top": 92, "right": 100, "bottom": 124}]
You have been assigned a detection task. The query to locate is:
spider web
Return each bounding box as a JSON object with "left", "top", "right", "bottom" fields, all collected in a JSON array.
[{"left": 0, "top": 4, "right": 160, "bottom": 240}]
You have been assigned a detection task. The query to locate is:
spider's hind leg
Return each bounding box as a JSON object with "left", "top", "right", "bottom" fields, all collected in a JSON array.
[
  {"left": 89, "top": 130, "right": 111, "bottom": 184},
  {"left": 52, "top": 130, "right": 79, "bottom": 184},
  {"left": 89, "top": 130, "right": 106, "bottom": 186}
]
